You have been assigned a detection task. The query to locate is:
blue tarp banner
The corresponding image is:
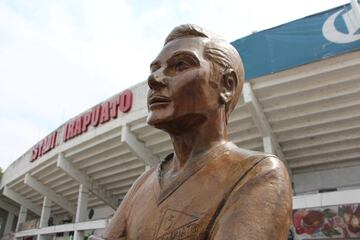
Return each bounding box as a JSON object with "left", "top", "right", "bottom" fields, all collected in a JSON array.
[{"left": 232, "top": 1, "right": 360, "bottom": 80}]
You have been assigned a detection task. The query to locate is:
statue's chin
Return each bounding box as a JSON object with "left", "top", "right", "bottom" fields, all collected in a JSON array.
[
  {"left": 146, "top": 112, "right": 165, "bottom": 128},
  {"left": 147, "top": 113, "right": 207, "bottom": 135}
]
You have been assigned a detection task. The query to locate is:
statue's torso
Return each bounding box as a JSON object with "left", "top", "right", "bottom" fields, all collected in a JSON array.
[{"left": 123, "top": 143, "right": 270, "bottom": 240}]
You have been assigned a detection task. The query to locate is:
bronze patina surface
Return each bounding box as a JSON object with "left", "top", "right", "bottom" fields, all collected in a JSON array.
[{"left": 93, "top": 24, "right": 292, "bottom": 240}]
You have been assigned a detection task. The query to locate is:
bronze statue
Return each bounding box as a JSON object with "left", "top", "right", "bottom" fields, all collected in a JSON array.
[{"left": 93, "top": 24, "right": 292, "bottom": 240}]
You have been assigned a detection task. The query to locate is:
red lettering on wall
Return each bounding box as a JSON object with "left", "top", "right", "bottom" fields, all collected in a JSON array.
[
  {"left": 82, "top": 112, "right": 92, "bottom": 132},
  {"left": 31, "top": 89, "right": 133, "bottom": 163},
  {"left": 99, "top": 102, "right": 110, "bottom": 124},
  {"left": 41, "top": 137, "right": 50, "bottom": 155},
  {"left": 63, "top": 124, "right": 69, "bottom": 142},
  {"left": 66, "top": 121, "right": 75, "bottom": 141},
  {"left": 119, "top": 90, "right": 133, "bottom": 113},
  {"left": 51, "top": 131, "right": 57, "bottom": 149},
  {"left": 31, "top": 147, "right": 39, "bottom": 162},
  {"left": 31, "top": 131, "right": 58, "bottom": 162},
  {"left": 74, "top": 117, "right": 83, "bottom": 136},
  {"left": 109, "top": 97, "right": 119, "bottom": 119},
  {"left": 91, "top": 106, "right": 101, "bottom": 127}
]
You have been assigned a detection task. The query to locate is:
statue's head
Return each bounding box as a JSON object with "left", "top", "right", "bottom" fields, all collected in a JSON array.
[{"left": 147, "top": 24, "right": 244, "bottom": 134}]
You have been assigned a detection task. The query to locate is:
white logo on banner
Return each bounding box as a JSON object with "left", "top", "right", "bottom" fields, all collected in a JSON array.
[{"left": 322, "top": 3, "right": 360, "bottom": 43}]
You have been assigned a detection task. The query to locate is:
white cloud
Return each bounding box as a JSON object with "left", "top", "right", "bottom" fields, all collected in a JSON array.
[{"left": 0, "top": 118, "right": 47, "bottom": 170}]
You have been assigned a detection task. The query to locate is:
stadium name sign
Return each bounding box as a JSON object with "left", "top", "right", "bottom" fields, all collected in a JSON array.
[{"left": 31, "top": 90, "right": 133, "bottom": 162}]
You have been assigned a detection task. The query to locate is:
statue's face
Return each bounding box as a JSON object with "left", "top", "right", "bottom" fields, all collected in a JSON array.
[{"left": 146, "top": 37, "right": 220, "bottom": 133}]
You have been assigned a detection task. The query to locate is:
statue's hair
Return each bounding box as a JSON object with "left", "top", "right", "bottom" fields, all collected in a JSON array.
[{"left": 165, "top": 24, "right": 244, "bottom": 122}]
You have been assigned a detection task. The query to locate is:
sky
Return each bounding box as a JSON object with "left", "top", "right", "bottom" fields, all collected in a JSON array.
[{"left": 0, "top": 0, "right": 351, "bottom": 171}]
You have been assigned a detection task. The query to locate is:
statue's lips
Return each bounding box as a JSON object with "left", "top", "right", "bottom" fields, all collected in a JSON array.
[{"left": 148, "top": 96, "right": 171, "bottom": 108}]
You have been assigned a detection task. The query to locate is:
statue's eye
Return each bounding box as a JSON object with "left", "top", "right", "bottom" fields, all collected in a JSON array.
[
  {"left": 168, "top": 53, "right": 199, "bottom": 73},
  {"left": 174, "top": 60, "right": 188, "bottom": 72}
]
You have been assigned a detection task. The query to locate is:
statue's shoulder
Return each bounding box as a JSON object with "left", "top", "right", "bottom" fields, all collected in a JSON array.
[
  {"left": 224, "top": 142, "right": 288, "bottom": 179},
  {"left": 125, "top": 165, "right": 157, "bottom": 199},
  {"left": 134, "top": 165, "right": 157, "bottom": 185},
  {"left": 225, "top": 142, "right": 275, "bottom": 164},
  {"left": 209, "top": 144, "right": 292, "bottom": 240}
]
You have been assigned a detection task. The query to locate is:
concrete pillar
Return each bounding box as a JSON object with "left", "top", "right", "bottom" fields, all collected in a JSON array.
[
  {"left": 39, "top": 197, "right": 52, "bottom": 228},
  {"left": 3, "top": 211, "right": 15, "bottom": 234},
  {"left": 37, "top": 197, "right": 52, "bottom": 240},
  {"left": 263, "top": 136, "right": 275, "bottom": 154},
  {"left": 16, "top": 206, "right": 27, "bottom": 232},
  {"left": 74, "top": 184, "right": 89, "bottom": 240}
]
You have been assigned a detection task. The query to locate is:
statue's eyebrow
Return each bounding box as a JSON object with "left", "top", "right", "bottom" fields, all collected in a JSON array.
[
  {"left": 168, "top": 50, "right": 200, "bottom": 65},
  {"left": 150, "top": 60, "right": 161, "bottom": 72}
]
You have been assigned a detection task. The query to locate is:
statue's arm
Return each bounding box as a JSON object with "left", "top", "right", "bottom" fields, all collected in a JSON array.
[
  {"left": 92, "top": 168, "right": 155, "bottom": 240},
  {"left": 88, "top": 194, "right": 130, "bottom": 240},
  {"left": 101, "top": 196, "right": 129, "bottom": 240},
  {"left": 209, "top": 156, "right": 292, "bottom": 240}
]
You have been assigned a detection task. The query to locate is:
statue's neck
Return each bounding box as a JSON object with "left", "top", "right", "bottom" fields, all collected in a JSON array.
[{"left": 169, "top": 110, "right": 227, "bottom": 171}]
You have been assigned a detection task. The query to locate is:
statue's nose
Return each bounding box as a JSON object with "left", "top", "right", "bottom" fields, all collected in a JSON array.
[{"left": 148, "top": 70, "right": 166, "bottom": 90}]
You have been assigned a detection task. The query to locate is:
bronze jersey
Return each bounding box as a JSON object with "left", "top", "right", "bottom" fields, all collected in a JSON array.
[{"left": 102, "top": 142, "right": 292, "bottom": 240}]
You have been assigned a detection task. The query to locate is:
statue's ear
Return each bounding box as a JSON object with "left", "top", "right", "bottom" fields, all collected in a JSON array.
[{"left": 220, "top": 68, "right": 237, "bottom": 106}]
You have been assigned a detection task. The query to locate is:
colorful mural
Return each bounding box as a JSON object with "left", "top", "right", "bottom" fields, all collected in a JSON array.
[{"left": 292, "top": 204, "right": 360, "bottom": 239}]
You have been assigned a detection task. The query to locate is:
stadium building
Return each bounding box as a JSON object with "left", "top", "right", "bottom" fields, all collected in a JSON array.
[{"left": 1, "top": 2, "right": 360, "bottom": 239}]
